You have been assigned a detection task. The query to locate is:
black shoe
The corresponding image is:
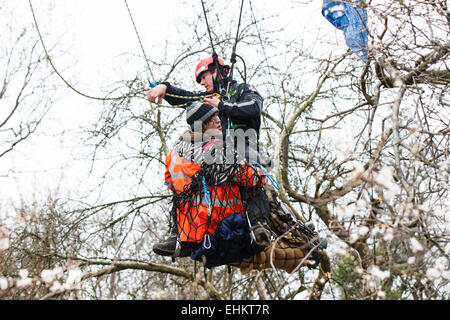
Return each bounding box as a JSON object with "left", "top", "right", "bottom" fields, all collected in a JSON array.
[
  {"left": 152, "top": 235, "right": 191, "bottom": 258},
  {"left": 251, "top": 224, "right": 271, "bottom": 247},
  {"left": 307, "top": 238, "right": 328, "bottom": 269}
]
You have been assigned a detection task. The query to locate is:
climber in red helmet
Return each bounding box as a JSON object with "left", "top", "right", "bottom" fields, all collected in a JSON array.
[{"left": 147, "top": 56, "right": 263, "bottom": 139}]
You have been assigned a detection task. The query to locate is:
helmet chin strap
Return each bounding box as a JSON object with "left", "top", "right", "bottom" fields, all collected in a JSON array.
[{"left": 212, "top": 71, "right": 219, "bottom": 93}]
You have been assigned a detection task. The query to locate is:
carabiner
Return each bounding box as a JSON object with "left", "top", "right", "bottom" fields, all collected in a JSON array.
[{"left": 203, "top": 234, "right": 212, "bottom": 250}]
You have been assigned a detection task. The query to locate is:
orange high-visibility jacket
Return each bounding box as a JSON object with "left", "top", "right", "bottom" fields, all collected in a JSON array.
[{"left": 165, "top": 137, "right": 264, "bottom": 243}]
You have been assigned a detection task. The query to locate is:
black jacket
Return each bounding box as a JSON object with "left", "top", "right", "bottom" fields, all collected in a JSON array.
[{"left": 161, "top": 80, "right": 263, "bottom": 137}]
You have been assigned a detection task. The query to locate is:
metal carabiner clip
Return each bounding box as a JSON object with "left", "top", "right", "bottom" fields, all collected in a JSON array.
[{"left": 203, "top": 234, "right": 212, "bottom": 250}]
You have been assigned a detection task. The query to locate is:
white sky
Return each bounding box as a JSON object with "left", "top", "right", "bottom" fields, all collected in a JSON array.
[{"left": 1, "top": 0, "right": 341, "bottom": 209}]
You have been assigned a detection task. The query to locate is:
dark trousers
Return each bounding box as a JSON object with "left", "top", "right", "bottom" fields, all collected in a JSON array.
[{"left": 240, "top": 187, "right": 270, "bottom": 227}]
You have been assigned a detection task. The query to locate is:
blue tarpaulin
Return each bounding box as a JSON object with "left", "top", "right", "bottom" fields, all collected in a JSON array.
[{"left": 322, "top": 0, "right": 368, "bottom": 63}]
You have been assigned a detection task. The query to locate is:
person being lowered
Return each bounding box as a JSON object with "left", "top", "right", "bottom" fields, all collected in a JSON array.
[{"left": 155, "top": 102, "right": 267, "bottom": 260}]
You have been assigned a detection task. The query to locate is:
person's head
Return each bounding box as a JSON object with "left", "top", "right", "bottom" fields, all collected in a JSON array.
[
  {"left": 195, "top": 57, "right": 230, "bottom": 93},
  {"left": 186, "top": 102, "right": 221, "bottom": 133}
]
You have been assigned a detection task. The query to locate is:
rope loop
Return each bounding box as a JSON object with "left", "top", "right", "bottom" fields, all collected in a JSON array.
[
  {"left": 202, "top": 176, "right": 212, "bottom": 212},
  {"left": 251, "top": 161, "right": 280, "bottom": 190},
  {"left": 201, "top": 176, "right": 213, "bottom": 250}
]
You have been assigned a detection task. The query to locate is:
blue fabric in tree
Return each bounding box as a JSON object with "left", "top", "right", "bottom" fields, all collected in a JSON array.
[{"left": 322, "top": 0, "right": 368, "bottom": 63}]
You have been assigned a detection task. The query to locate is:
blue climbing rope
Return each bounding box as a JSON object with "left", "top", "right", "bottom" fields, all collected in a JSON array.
[
  {"left": 251, "top": 161, "right": 280, "bottom": 190},
  {"left": 148, "top": 78, "right": 160, "bottom": 88},
  {"left": 201, "top": 176, "right": 212, "bottom": 249},
  {"left": 202, "top": 176, "right": 212, "bottom": 208}
]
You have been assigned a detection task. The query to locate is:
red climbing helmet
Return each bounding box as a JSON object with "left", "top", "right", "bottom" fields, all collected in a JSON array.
[{"left": 195, "top": 56, "right": 230, "bottom": 83}]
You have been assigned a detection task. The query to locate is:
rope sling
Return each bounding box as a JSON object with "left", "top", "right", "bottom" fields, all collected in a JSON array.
[{"left": 170, "top": 151, "right": 324, "bottom": 272}]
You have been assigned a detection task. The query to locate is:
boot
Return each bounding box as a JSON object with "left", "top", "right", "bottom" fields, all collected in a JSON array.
[
  {"left": 250, "top": 222, "right": 271, "bottom": 247},
  {"left": 307, "top": 237, "right": 328, "bottom": 269},
  {"left": 152, "top": 232, "right": 192, "bottom": 258},
  {"left": 153, "top": 205, "right": 191, "bottom": 258},
  {"left": 243, "top": 187, "right": 272, "bottom": 247}
]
